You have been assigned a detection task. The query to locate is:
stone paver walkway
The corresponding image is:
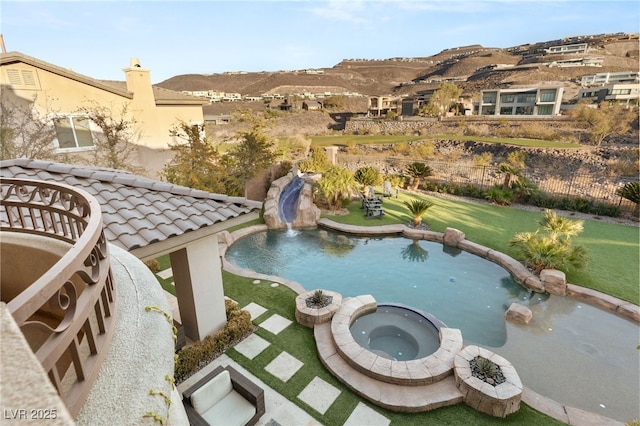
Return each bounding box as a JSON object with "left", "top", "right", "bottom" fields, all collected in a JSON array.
[
  {"left": 298, "top": 376, "right": 342, "bottom": 415},
  {"left": 259, "top": 314, "right": 293, "bottom": 335},
  {"left": 265, "top": 352, "right": 304, "bottom": 382},
  {"left": 343, "top": 402, "right": 391, "bottom": 426},
  {"left": 243, "top": 302, "right": 268, "bottom": 321},
  {"left": 233, "top": 333, "right": 270, "bottom": 360}
]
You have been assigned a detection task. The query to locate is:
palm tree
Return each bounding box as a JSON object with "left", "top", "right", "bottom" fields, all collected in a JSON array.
[
  {"left": 510, "top": 209, "right": 589, "bottom": 274},
  {"left": 316, "top": 166, "right": 359, "bottom": 210},
  {"left": 403, "top": 199, "right": 434, "bottom": 227},
  {"left": 404, "top": 162, "right": 432, "bottom": 190},
  {"left": 616, "top": 181, "right": 640, "bottom": 216}
]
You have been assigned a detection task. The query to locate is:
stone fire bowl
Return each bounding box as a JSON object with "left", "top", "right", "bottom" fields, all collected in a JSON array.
[
  {"left": 295, "top": 289, "right": 342, "bottom": 328},
  {"left": 454, "top": 345, "right": 522, "bottom": 417}
]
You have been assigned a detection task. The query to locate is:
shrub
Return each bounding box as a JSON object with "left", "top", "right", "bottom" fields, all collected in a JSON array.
[
  {"left": 174, "top": 299, "right": 253, "bottom": 383},
  {"left": 403, "top": 199, "right": 434, "bottom": 226},
  {"left": 616, "top": 181, "right": 640, "bottom": 204},
  {"left": 404, "top": 162, "right": 433, "bottom": 190},
  {"left": 486, "top": 186, "right": 515, "bottom": 205},
  {"left": 145, "top": 259, "right": 161, "bottom": 273},
  {"left": 354, "top": 166, "right": 382, "bottom": 187},
  {"left": 510, "top": 209, "right": 589, "bottom": 274}
]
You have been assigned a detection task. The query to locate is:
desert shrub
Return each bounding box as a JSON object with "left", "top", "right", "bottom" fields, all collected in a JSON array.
[
  {"left": 486, "top": 186, "right": 515, "bottom": 205},
  {"left": 384, "top": 174, "right": 406, "bottom": 190},
  {"left": 517, "top": 122, "right": 561, "bottom": 141},
  {"left": 298, "top": 146, "right": 331, "bottom": 173},
  {"left": 145, "top": 259, "right": 161, "bottom": 273},
  {"left": 354, "top": 166, "right": 382, "bottom": 187},
  {"left": 409, "top": 141, "right": 435, "bottom": 159},
  {"left": 391, "top": 142, "right": 412, "bottom": 156},
  {"left": 473, "top": 152, "right": 493, "bottom": 166},
  {"left": 609, "top": 160, "right": 640, "bottom": 177},
  {"left": 174, "top": 299, "right": 253, "bottom": 383}
]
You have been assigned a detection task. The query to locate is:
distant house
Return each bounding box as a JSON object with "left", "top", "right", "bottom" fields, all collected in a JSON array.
[
  {"left": 578, "top": 83, "right": 639, "bottom": 105},
  {"left": 0, "top": 52, "right": 207, "bottom": 172},
  {"left": 368, "top": 95, "right": 400, "bottom": 117},
  {"left": 302, "top": 100, "right": 322, "bottom": 111},
  {"left": 478, "top": 87, "right": 564, "bottom": 116},
  {"left": 580, "top": 72, "right": 640, "bottom": 86}
]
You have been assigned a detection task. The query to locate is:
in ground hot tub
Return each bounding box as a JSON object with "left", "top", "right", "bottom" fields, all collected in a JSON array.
[
  {"left": 331, "top": 295, "right": 463, "bottom": 386},
  {"left": 350, "top": 304, "right": 444, "bottom": 361}
]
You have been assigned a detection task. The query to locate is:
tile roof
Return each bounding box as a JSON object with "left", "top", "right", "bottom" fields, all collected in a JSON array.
[
  {"left": 0, "top": 159, "right": 262, "bottom": 252},
  {"left": 0, "top": 52, "right": 206, "bottom": 106}
]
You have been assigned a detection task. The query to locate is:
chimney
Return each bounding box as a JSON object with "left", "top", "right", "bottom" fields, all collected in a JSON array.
[
  {"left": 0, "top": 34, "right": 6, "bottom": 54},
  {"left": 122, "top": 57, "right": 154, "bottom": 108}
]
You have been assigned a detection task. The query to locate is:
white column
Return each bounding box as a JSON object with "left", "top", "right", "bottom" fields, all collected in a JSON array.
[{"left": 170, "top": 234, "right": 226, "bottom": 341}]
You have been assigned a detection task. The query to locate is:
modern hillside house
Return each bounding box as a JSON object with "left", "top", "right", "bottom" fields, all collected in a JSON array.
[
  {"left": 0, "top": 52, "right": 207, "bottom": 174},
  {"left": 478, "top": 87, "right": 564, "bottom": 116}
]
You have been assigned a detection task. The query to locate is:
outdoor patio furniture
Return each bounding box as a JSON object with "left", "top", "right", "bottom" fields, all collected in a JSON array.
[{"left": 182, "top": 365, "right": 265, "bottom": 426}]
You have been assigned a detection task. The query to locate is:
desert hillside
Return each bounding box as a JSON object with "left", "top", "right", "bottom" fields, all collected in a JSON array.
[{"left": 156, "top": 33, "right": 639, "bottom": 102}]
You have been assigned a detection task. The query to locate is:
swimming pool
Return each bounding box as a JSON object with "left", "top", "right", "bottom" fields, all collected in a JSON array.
[{"left": 225, "top": 228, "right": 640, "bottom": 422}]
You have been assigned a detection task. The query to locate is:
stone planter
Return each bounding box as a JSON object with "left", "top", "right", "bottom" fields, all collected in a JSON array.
[
  {"left": 454, "top": 345, "right": 522, "bottom": 417},
  {"left": 295, "top": 290, "right": 342, "bottom": 328}
]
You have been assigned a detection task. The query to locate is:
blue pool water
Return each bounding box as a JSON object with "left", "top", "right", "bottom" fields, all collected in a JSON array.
[
  {"left": 226, "top": 229, "right": 530, "bottom": 347},
  {"left": 225, "top": 228, "right": 640, "bottom": 422}
]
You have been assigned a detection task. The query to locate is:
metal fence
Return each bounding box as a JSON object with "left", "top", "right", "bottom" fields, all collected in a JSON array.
[{"left": 337, "top": 153, "right": 637, "bottom": 214}]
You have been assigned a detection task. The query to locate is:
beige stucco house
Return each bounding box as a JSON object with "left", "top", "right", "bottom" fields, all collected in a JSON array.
[{"left": 0, "top": 52, "right": 207, "bottom": 174}]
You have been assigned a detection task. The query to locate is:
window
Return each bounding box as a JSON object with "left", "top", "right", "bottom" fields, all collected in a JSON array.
[
  {"left": 610, "top": 88, "right": 631, "bottom": 95},
  {"left": 537, "top": 105, "right": 553, "bottom": 115},
  {"left": 482, "top": 93, "right": 496, "bottom": 103},
  {"left": 500, "top": 94, "right": 515, "bottom": 103},
  {"left": 500, "top": 107, "right": 513, "bottom": 115},
  {"left": 517, "top": 94, "right": 536, "bottom": 103},
  {"left": 53, "top": 117, "right": 95, "bottom": 150},
  {"left": 515, "top": 106, "right": 534, "bottom": 115},
  {"left": 539, "top": 89, "right": 557, "bottom": 103}
]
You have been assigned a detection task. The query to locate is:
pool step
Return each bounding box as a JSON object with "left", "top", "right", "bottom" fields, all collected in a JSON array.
[{"left": 314, "top": 322, "right": 464, "bottom": 412}]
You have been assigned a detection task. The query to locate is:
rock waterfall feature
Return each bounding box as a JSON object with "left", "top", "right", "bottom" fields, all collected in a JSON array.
[{"left": 263, "top": 171, "right": 320, "bottom": 230}]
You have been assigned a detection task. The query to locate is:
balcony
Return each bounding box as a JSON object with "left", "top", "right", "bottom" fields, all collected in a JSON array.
[{"left": 1, "top": 178, "right": 117, "bottom": 417}]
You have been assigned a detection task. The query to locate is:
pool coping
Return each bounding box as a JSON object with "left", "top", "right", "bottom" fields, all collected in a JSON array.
[{"left": 217, "top": 220, "right": 636, "bottom": 425}]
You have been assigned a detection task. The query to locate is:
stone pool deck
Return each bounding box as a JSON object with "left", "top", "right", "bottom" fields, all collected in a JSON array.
[{"left": 218, "top": 219, "right": 638, "bottom": 426}]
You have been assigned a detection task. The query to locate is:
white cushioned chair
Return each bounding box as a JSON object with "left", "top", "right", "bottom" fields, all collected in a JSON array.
[{"left": 182, "top": 365, "right": 265, "bottom": 426}]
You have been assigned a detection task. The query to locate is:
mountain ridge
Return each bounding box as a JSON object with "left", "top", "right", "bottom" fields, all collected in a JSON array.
[{"left": 156, "top": 33, "right": 639, "bottom": 102}]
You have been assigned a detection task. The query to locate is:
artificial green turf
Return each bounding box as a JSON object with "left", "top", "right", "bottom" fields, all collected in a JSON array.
[
  {"left": 222, "top": 272, "right": 563, "bottom": 426},
  {"left": 324, "top": 190, "right": 639, "bottom": 304}
]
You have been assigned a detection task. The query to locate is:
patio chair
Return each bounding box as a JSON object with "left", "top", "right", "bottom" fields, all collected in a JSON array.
[{"left": 182, "top": 365, "right": 265, "bottom": 426}]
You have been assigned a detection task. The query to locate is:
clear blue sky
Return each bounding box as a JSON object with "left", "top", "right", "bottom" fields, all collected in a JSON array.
[{"left": 2, "top": 0, "right": 639, "bottom": 84}]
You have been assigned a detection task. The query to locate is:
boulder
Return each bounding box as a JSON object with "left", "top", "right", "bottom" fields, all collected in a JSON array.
[
  {"left": 540, "top": 269, "right": 567, "bottom": 296},
  {"left": 504, "top": 303, "right": 533, "bottom": 324},
  {"left": 443, "top": 227, "right": 465, "bottom": 247}
]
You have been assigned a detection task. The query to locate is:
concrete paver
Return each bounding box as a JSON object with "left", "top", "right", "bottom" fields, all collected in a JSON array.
[
  {"left": 243, "top": 302, "right": 268, "bottom": 322},
  {"left": 157, "top": 268, "right": 173, "bottom": 280},
  {"left": 298, "top": 376, "right": 341, "bottom": 415},
  {"left": 233, "top": 333, "right": 270, "bottom": 360},
  {"left": 259, "top": 314, "right": 293, "bottom": 335},
  {"left": 343, "top": 402, "right": 390, "bottom": 426},
  {"left": 265, "top": 352, "right": 304, "bottom": 383}
]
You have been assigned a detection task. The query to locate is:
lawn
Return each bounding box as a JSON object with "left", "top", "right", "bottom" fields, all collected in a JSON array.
[
  {"left": 158, "top": 191, "right": 637, "bottom": 425},
  {"left": 222, "top": 271, "right": 563, "bottom": 426},
  {"left": 325, "top": 190, "right": 639, "bottom": 304},
  {"left": 310, "top": 134, "right": 583, "bottom": 148}
]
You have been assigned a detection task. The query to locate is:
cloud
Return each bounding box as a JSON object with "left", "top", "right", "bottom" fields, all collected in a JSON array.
[{"left": 309, "top": 0, "right": 370, "bottom": 24}]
